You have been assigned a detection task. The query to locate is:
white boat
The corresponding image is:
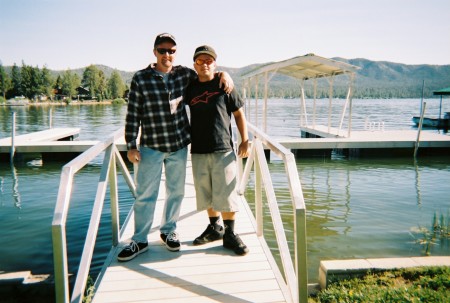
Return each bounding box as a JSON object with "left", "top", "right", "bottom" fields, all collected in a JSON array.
[
  {"left": 5, "top": 96, "right": 30, "bottom": 106},
  {"left": 412, "top": 87, "right": 450, "bottom": 130},
  {"left": 412, "top": 113, "right": 450, "bottom": 128}
]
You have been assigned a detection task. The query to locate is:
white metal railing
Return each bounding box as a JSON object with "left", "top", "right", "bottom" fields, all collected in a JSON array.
[
  {"left": 238, "top": 122, "right": 308, "bottom": 303},
  {"left": 52, "top": 128, "right": 135, "bottom": 303},
  {"left": 52, "top": 123, "right": 307, "bottom": 303}
]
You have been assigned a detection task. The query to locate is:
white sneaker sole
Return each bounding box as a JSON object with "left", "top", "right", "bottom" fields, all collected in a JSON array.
[{"left": 160, "top": 237, "right": 180, "bottom": 252}]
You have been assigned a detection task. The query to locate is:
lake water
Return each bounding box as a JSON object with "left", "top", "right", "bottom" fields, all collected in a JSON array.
[{"left": 0, "top": 99, "right": 449, "bottom": 291}]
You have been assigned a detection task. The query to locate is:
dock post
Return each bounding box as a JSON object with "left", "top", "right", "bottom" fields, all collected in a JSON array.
[
  {"left": 10, "top": 111, "right": 16, "bottom": 163},
  {"left": 414, "top": 101, "right": 427, "bottom": 158}
]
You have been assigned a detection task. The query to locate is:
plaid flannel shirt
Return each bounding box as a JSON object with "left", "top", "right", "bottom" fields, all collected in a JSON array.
[{"left": 125, "top": 64, "right": 197, "bottom": 152}]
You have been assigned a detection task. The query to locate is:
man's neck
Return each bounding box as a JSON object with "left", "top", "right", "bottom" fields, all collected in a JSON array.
[
  {"left": 198, "top": 75, "right": 214, "bottom": 82},
  {"left": 155, "top": 63, "right": 172, "bottom": 73}
]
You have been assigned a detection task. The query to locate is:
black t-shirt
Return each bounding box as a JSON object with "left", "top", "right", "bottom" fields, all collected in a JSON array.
[{"left": 185, "top": 77, "right": 244, "bottom": 154}]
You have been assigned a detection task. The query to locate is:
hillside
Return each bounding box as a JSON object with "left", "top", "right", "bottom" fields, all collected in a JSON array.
[
  {"left": 48, "top": 64, "right": 135, "bottom": 86},
  {"left": 342, "top": 58, "right": 450, "bottom": 98},
  {"left": 4, "top": 58, "right": 450, "bottom": 98},
  {"left": 220, "top": 58, "right": 450, "bottom": 99}
]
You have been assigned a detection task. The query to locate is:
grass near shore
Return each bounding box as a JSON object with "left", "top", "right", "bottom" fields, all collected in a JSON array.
[{"left": 308, "top": 266, "right": 450, "bottom": 303}]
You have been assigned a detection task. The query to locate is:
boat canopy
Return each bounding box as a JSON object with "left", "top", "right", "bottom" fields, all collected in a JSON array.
[
  {"left": 433, "top": 87, "right": 450, "bottom": 95},
  {"left": 240, "top": 53, "right": 361, "bottom": 137},
  {"left": 242, "top": 53, "right": 360, "bottom": 80}
]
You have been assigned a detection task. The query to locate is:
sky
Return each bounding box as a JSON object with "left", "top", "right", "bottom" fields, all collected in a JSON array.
[{"left": 1, "top": 0, "right": 449, "bottom": 72}]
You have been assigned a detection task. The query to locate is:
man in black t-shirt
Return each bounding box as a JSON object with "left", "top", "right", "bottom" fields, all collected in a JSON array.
[{"left": 184, "top": 45, "right": 250, "bottom": 255}]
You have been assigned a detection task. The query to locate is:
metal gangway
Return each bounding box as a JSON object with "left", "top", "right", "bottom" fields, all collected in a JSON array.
[{"left": 51, "top": 124, "right": 308, "bottom": 302}]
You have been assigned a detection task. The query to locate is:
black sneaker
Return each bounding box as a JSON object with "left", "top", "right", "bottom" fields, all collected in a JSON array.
[
  {"left": 117, "top": 240, "right": 148, "bottom": 262},
  {"left": 193, "top": 224, "right": 225, "bottom": 245},
  {"left": 223, "top": 231, "right": 249, "bottom": 256},
  {"left": 160, "top": 231, "right": 180, "bottom": 252}
]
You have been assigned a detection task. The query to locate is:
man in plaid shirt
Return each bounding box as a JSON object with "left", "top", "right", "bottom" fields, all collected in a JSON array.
[{"left": 118, "top": 33, "right": 233, "bottom": 261}]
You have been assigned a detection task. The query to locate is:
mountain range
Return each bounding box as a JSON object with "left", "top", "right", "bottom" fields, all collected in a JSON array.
[{"left": 43, "top": 58, "right": 450, "bottom": 99}]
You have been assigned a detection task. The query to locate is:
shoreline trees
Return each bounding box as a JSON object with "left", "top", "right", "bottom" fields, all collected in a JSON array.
[{"left": 0, "top": 62, "right": 127, "bottom": 103}]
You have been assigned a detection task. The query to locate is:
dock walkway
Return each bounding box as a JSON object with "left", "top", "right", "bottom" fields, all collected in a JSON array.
[
  {"left": 0, "top": 128, "right": 80, "bottom": 143},
  {"left": 0, "top": 128, "right": 127, "bottom": 160},
  {"left": 2, "top": 127, "right": 449, "bottom": 159},
  {"left": 278, "top": 125, "right": 450, "bottom": 156},
  {"left": 0, "top": 128, "right": 81, "bottom": 153},
  {"left": 92, "top": 158, "right": 291, "bottom": 303},
  {"left": 0, "top": 127, "right": 80, "bottom": 146}
]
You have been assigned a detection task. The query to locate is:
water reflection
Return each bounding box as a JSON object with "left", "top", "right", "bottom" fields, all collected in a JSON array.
[
  {"left": 0, "top": 160, "right": 135, "bottom": 280},
  {"left": 0, "top": 101, "right": 449, "bottom": 285},
  {"left": 414, "top": 160, "right": 422, "bottom": 206},
  {"left": 246, "top": 156, "right": 450, "bottom": 281},
  {"left": 0, "top": 176, "right": 3, "bottom": 206},
  {"left": 0, "top": 104, "right": 128, "bottom": 140},
  {"left": 11, "top": 163, "right": 21, "bottom": 209},
  {"left": 7, "top": 159, "right": 44, "bottom": 209}
]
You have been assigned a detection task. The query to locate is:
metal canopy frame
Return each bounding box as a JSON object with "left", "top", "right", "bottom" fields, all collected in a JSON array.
[
  {"left": 243, "top": 53, "right": 360, "bottom": 80},
  {"left": 433, "top": 87, "right": 450, "bottom": 120},
  {"left": 241, "top": 53, "right": 360, "bottom": 137}
]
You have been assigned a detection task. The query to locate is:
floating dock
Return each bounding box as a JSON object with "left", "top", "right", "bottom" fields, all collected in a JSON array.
[
  {"left": 279, "top": 125, "right": 450, "bottom": 157},
  {"left": 0, "top": 128, "right": 81, "bottom": 147},
  {"left": 0, "top": 128, "right": 127, "bottom": 162},
  {"left": 2, "top": 126, "right": 450, "bottom": 162}
]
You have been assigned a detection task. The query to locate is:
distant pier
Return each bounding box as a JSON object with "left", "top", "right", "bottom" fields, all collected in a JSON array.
[
  {"left": 0, "top": 128, "right": 127, "bottom": 162},
  {"left": 2, "top": 126, "right": 450, "bottom": 163},
  {"left": 279, "top": 125, "right": 450, "bottom": 157}
]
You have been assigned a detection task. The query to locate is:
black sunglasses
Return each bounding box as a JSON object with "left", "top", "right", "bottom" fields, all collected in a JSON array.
[{"left": 156, "top": 48, "right": 176, "bottom": 55}]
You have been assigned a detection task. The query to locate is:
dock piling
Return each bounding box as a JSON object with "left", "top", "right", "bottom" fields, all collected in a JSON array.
[
  {"left": 414, "top": 101, "right": 427, "bottom": 158},
  {"left": 10, "top": 111, "right": 16, "bottom": 163}
]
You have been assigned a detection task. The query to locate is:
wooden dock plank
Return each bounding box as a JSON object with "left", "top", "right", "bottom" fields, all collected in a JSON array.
[{"left": 92, "top": 159, "right": 291, "bottom": 303}]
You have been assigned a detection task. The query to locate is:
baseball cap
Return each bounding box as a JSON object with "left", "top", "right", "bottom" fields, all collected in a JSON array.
[
  {"left": 154, "top": 33, "right": 176, "bottom": 47},
  {"left": 193, "top": 45, "right": 217, "bottom": 61}
]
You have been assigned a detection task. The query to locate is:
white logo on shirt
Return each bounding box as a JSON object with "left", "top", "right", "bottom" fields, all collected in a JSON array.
[{"left": 169, "top": 96, "right": 183, "bottom": 114}]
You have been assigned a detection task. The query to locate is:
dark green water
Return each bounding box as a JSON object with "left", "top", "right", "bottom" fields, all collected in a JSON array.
[
  {"left": 0, "top": 99, "right": 449, "bottom": 289},
  {"left": 245, "top": 156, "right": 450, "bottom": 281}
]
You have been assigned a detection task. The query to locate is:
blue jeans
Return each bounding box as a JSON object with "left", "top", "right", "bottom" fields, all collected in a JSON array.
[{"left": 132, "top": 146, "right": 187, "bottom": 243}]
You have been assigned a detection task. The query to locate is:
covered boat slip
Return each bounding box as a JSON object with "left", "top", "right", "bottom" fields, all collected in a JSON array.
[
  {"left": 241, "top": 53, "right": 360, "bottom": 138},
  {"left": 241, "top": 54, "right": 450, "bottom": 157}
]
